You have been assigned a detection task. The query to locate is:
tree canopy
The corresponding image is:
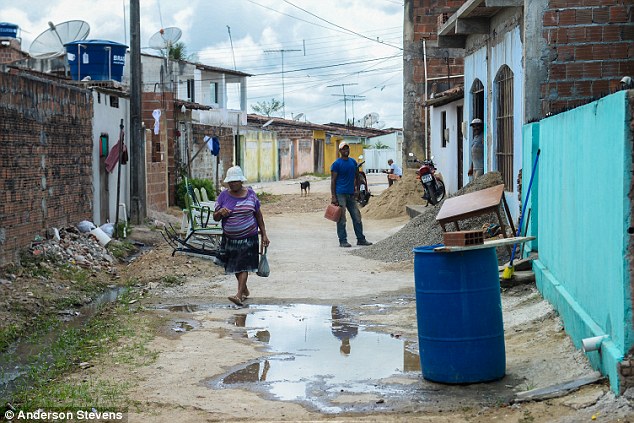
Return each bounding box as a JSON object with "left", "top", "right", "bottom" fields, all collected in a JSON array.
[{"left": 251, "top": 98, "right": 284, "bottom": 117}]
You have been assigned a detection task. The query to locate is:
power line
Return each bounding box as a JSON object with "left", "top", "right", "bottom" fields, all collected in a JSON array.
[
  {"left": 264, "top": 48, "right": 301, "bottom": 118},
  {"left": 281, "top": 0, "right": 403, "bottom": 51}
]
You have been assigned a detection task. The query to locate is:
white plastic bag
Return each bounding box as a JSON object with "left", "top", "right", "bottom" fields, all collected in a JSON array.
[{"left": 77, "top": 220, "right": 96, "bottom": 233}]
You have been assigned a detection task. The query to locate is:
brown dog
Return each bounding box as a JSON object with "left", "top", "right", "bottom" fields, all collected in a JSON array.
[{"left": 300, "top": 181, "right": 310, "bottom": 196}]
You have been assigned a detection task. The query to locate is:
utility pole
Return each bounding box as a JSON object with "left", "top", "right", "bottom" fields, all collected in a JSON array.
[
  {"left": 347, "top": 96, "right": 366, "bottom": 126},
  {"left": 327, "top": 83, "right": 358, "bottom": 124},
  {"left": 130, "top": 0, "right": 146, "bottom": 224},
  {"left": 264, "top": 48, "right": 300, "bottom": 118}
]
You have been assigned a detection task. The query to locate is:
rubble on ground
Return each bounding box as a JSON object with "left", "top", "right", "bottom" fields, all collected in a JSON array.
[
  {"left": 354, "top": 172, "right": 512, "bottom": 263},
  {"left": 361, "top": 169, "right": 426, "bottom": 219},
  {"left": 17, "top": 227, "right": 120, "bottom": 274}
]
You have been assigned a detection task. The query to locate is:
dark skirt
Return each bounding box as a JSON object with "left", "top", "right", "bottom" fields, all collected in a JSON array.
[{"left": 220, "top": 235, "right": 259, "bottom": 274}]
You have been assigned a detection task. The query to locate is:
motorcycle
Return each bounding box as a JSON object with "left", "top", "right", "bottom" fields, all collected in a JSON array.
[
  {"left": 408, "top": 153, "right": 445, "bottom": 206},
  {"left": 356, "top": 155, "right": 371, "bottom": 207}
]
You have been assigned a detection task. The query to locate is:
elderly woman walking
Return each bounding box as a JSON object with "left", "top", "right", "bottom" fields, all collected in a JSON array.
[{"left": 213, "top": 166, "right": 270, "bottom": 306}]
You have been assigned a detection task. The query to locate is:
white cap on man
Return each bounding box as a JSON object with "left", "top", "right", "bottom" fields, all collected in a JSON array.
[
  {"left": 470, "top": 118, "right": 483, "bottom": 126},
  {"left": 338, "top": 141, "right": 349, "bottom": 150}
]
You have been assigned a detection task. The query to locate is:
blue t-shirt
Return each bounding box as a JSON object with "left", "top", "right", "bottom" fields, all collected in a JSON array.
[{"left": 331, "top": 157, "right": 358, "bottom": 194}]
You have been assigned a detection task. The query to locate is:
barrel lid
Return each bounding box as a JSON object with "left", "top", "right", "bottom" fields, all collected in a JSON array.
[{"left": 64, "top": 39, "right": 128, "bottom": 48}]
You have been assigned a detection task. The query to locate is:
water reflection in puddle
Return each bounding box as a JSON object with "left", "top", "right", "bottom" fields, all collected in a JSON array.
[{"left": 218, "top": 304, "right": 420, "bottom": 406}]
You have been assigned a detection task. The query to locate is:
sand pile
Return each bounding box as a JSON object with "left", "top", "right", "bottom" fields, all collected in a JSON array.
[
  {"left": 353, "top": 171, "right": 512, "bottom": 263},
  {"left": 362, "top": 169, "right": 426, "bottom": 219}
]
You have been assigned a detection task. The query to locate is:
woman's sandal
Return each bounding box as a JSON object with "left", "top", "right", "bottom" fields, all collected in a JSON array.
[
  {"left": 228, "top": 295, "right": 243, "bottom": 307},
  {"left": 242, "top": 288, "right": 250, "bottom": 301}
]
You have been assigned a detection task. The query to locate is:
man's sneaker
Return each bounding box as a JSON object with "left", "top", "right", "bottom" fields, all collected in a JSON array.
[
  {"left": 357, "top": 239, "right": 373, "bottom": 246},
  {"left": 340, "top": 242, "right": 352, "bottom": 248}
]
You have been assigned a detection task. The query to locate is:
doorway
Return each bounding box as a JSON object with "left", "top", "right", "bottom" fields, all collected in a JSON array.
[{"left": 456, "top": 105, "right": 464, "bottom": 190}]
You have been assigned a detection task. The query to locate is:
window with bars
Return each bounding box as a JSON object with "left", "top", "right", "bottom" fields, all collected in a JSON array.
[
  {"left": 470, "top": 79, "right": 484, "bottom": 121},
  {"left": 494, "top": 65, "right": 514, "bottom": 190}
]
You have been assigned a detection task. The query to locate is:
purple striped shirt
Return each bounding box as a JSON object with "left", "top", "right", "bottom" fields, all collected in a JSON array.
[{"left": 215, "top": 187, "right": 261, "bottom": 239}]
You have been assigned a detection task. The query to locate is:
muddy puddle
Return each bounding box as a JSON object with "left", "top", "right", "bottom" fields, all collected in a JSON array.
[
  {"left": 0, "top": 286, "right": 128, "bottom": 400},
  {"left": 208, "top": 304, "right": 423, "bottom": 413}
]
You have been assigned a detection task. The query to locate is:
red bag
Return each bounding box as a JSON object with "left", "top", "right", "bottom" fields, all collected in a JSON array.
[{"left": 324, "top": 204, "right": 343, "bottom": 222}]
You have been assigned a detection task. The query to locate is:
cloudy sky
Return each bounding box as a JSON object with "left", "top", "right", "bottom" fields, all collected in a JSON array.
[{"left": 1, "top": 0, "right": 404, "bottom": 128}]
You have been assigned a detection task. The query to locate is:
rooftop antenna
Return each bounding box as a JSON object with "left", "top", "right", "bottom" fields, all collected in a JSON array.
[
  {"left": 29, "top": 20, "right": 90, "bottom": 59},
  {"left": 227, "top": 26, "right": 236, "bottom": 71},
  {"left": 327, "top": 83, "right": 358, "bottom": 124},
  {"left": 264, "top": 48, "right": 301, "bottom": 119},
  {"left": 292, "top": 113, "right": 304, "bottom": 121},
  {"left": 148, "top": 26, "right": 182, "bottom": 92}
]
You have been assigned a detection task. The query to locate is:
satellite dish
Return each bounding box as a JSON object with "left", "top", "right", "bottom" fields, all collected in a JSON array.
[
  {"left": 376, "top": 121, "right": 386, "bottom": 129},
  {"left": 148, "top": 27, "right": 182, "bottom": 51},
  {"left": 29, "top": 20, "right": 90, "bottom": 59},
  {"left": 292, "top": 113, "right": 304, "bottom": 121}
]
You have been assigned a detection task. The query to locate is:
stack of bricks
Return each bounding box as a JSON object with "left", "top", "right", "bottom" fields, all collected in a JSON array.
[{"left": 443, "top": 230, "right": 485, "bottom": 247}]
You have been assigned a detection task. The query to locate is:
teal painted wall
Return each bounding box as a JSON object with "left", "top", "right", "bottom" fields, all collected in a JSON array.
[{"left": 527, "top": 91, "right": 633, "bottom": 393}]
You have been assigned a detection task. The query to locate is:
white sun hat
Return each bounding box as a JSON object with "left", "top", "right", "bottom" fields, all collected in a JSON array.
[{"left": 224, "top": 166, "right": 247, "bottom": 183}]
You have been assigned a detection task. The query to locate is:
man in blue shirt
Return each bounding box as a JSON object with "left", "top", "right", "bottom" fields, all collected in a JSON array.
[
  {"left": 384, "top": 159, "right": 403, "bottom": 187},
  {"left": 330, "top": 141, "right": 372, "bottom": 248}
]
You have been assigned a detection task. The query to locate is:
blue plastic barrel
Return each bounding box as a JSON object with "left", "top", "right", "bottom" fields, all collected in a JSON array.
[
  {"left": 64, "top": 40, "right": 128, "bottom": 81},
  {"left": 413, "top": 245, "right": 505, "bottom": 383},
  {"left": 0, "top": 23, "right": 18, "bottom": 38}
]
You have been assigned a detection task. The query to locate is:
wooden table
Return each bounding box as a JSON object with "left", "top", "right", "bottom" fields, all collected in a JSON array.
[{"left": 436, "top": 184, "right": 516, "bottom": 240}]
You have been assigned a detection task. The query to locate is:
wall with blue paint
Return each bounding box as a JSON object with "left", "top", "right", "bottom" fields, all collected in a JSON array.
[{"left": 527, "top": 90, "right": 633, "bottom": 393}]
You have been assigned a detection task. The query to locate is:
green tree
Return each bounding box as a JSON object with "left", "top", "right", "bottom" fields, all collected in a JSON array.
[
  {"left": 167, "top": 42, "right": 197, "bottom": 62},
  {"left": 251, "top": 98, "right": 284, "bottom": 117}
]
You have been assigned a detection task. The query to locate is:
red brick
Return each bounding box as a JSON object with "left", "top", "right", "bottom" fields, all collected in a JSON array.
[
  {"left": 543, "top": 10, "right": 559, "bottom": 26},
  {"left": 585, "top": 26, "right": 603, "bottom": 42},
  {"left": 575, "top": 8, "right": 594, "bottom": 24},
  {"left": 566, "top": 62, "right": 585, "bottom": 79},
  {"left": 559, "top": 9, "right": 576, "bottom": 25},
  {"left": 575, "top": 44, "right": 594, "bottom": 60},
  {"left": 558, "top": 45, "right": 575, "bottom": 61},
  {"left": 550, "top": 63, "right": 567, "bottom": 80},
  {"left": 609, "top": 6, "right": 629, "bottom": 23},
  {"left": 609, "top": 44, "right": 630, "bottom": 59},
  {"left": 602, "top": 61, "right": 622, "bottom": 77},
  {"left": 583, "top": 62, "right": 603, "bottom": 77},
  {"left": 574, "top": 81, "right": 593, "bottom": 96},
  {"left": 593, "top": 8, "right": 610, "bottom": 23},
  {"left": 567, "top": 27, "right": 588, "bottom": 43},
  {"left": 592, "top": 79, "right": 610, "bottom": 96},
  {"left": 558, "top": 81, "right": 575, "bottom": 97},
  {"left": 603, "top": 25, "right": 622, "bottom": 41}
]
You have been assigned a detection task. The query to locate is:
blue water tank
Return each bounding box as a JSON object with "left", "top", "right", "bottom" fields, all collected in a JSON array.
[
  {"left": 64, "top": 40, "right": 128, "bottom": 82},
  {"left": 413, "top": 244, "right": 505, "bottom": 383},
  {"left": 0, "top": 23, "right": 18, "bottom": 38}
]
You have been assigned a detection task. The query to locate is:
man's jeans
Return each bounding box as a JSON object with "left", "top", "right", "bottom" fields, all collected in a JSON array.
[{"left": 336, "top": 193, "right": 365, "bottom": 243}]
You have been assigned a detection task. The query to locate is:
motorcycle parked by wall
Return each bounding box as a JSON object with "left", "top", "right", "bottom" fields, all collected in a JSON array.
[
  {"left": 408, "top": 153, "right": 445, "bottom": 206},
  {"left": 356, "top": 155, "right": 371, "bottom": 207}
]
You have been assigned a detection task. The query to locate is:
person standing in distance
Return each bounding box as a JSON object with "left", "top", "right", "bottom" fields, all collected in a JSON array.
[
  {"left": 383, "top": 159, "right": 403, "bottom": 187},
  {"left": 468, "top": 118, "right": 484, "bottom": 180},
  {"left": 330, "top": 141, "right": 372, "bottom": 248}
]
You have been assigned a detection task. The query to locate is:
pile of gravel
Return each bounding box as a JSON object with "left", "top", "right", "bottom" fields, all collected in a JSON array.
[{"left": 353, "top": 172, "right": 513, "bottom": 264}]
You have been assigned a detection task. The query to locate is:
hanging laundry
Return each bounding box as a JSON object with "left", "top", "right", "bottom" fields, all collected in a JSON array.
[
  {"left": 204, "top": 136, "right": 221, "bottom": 156},
  {"left": 152, "top": 109, "right": 161, "bottom": 135},
  {"left": 105, "top": 139, "right": 128, "bottom": 173}
]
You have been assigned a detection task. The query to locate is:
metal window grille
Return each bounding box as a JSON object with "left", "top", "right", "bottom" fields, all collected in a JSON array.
[
  {"left": 470, "top": 79, "right": 484, "bottom": 121},
  {"left": 495, "top": 66, "right": 514, "bottom": 189}
]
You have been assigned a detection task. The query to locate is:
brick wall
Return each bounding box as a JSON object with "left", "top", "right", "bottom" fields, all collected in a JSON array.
[
  {"left": 0, "top": 73, "right": 93, "bottom": 266},
  {"left": 405, "top": 0, "right": 465, "bottom": 159},
  {"left": 0, "top": 39, "right": 27, "bottom": 64},
  {"left": 190, "top": 123, "right": 233, "bottom": 191},
  {"left": 142, "top": 92, "right": 174, "bottom": 209},
  {"left": 541, "top": 1, "right": 634, "bottom": 115}
]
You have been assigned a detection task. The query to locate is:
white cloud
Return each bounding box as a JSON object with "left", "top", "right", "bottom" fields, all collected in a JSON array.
[{"left": 0, "top": 0, "right": 404, "bottom": 127}]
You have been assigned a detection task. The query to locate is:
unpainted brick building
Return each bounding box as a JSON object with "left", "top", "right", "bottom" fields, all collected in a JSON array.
[{"left": 0, "top": 72, "right": 93, "bottom": 266}]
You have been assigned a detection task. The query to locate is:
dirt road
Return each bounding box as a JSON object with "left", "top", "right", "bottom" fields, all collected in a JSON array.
[{"left": 90, "top": 177, "right": 631, "bottom": 422}]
